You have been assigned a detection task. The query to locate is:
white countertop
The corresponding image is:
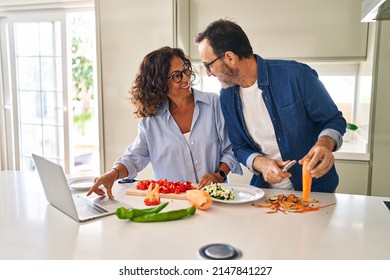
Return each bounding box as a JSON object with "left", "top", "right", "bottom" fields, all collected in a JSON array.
[
  {"left": 335, "top": 135, "right": 369, "bottom": 161},
  {"left": 1, "top": 171, "right": 389, "bottom": 260}
]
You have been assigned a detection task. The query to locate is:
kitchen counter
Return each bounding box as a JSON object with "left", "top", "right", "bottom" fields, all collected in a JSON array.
[
  {"left": 1, "top": 170, "right": 389, "bottom": 260},
  {"left": 335, "top": 135, "right": 369, "bottom": 161}
]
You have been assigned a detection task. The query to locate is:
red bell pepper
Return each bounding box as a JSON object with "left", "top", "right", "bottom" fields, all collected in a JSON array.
[{"left": 144, "top": 183, "right": 160, "bottom": 206}]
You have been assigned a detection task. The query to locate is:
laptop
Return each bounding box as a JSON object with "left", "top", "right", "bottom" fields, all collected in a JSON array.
[{"left": 32, "top": 153, "right": 130, "bottom": 222}]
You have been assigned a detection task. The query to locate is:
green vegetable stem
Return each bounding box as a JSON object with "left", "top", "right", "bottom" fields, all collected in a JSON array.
[
  {"left": 131, "top": 206, "right": 196, "bottom": 223},
  {"left": 116, "top": 201, "right": 169, "bottom": 220}
]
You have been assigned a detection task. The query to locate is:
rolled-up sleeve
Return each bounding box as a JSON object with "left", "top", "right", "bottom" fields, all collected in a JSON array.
[{"left": 319, "top": 128, "right": 343, "bottom": 151}]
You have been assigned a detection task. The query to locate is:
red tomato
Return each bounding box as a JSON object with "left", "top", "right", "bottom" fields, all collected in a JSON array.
[{"left": 136, "top": 179, "right": 195, "bottom": 194}]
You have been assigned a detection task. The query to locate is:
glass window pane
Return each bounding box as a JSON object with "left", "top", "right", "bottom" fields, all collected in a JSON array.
[
  {"left": 41, "top": 57, "right": 62, "bottom": 91},
  {"left": 319, "top": 76, "right": 355, "bottom": 123},
  {"left": 15, "top": 22, "right": 39, "bottom": 56},
  {"left": 43, "top": 125, "right": 64, "bottom": 159},
  {"left": 356, "top": 75, "right": 372, "bottom": 128},
  {"left": 39, "top": 22, "right": 55, "bottom": 56},
  {"left": 42, "top": 91, "right": 64, "bottom": 126},
  {"left": 19, "top": 123, "right": 64, "bottom": 160},
  {"left": 19, "top": 91, "right": 63, "bottom": 126},
  {"left": 17, "top": 57, "right": 41, "bottom": 91},
  {"left": 20, "top": 124, "right": 43, "bottom": 157},
  {"left": 19, "top": 91, "right": 41, "bottom": 124},
  {"left": 21, "top": 155, "right": 37, "bottom": 172},
  {"left": 69, "top": 11, "right": 100, "bottom": 176}
]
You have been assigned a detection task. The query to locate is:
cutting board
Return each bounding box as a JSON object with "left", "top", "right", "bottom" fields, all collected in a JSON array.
[{"left": 125, "top": 185, "right": 189, "bottom": 200}]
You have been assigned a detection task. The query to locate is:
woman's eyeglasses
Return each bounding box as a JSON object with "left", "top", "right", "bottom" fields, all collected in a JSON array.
[
  {"left": 167, "top": 64, "right": 193, "bottom": 83},
  {"left": 203, "top": 55, "right": 223, "bottom": 72}
]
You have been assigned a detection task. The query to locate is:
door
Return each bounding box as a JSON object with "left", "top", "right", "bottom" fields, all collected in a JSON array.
[
  {"left": 6, "top": 12, "right": 69, "bottom": 171},
  {"left": 0, "top": 9, "right": 100, "bottom": 175}
]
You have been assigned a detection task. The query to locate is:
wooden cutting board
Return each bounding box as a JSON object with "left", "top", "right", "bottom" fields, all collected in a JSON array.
[{"left": 125, "top": 185, "right": 188, "bottom": 200}]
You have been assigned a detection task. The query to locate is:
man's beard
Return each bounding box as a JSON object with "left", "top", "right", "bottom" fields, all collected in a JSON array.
[{"left": 219, "top": 63, "right": 239, "bottom": 89}]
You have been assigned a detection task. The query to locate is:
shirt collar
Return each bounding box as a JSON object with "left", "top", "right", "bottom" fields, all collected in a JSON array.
[
  {"left": 156, "top": 88, "right": 210, "bottom": 117},
  {"left": 255, "top": 54, "right": 269, "bottom": 87}
]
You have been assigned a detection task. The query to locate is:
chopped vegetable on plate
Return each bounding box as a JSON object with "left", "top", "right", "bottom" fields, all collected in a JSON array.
[{"left": 202, "top": 183, "right": 235, "bottom": 200}]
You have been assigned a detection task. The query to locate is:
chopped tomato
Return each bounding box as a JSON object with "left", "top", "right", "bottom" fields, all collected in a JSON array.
[{"left": 136, "top": 179, "right": 195, "bottom": 194}]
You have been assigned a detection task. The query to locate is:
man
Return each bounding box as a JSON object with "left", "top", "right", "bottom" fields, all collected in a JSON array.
[{"left": 195, "top": 19, "right": 346, "bottom": 192}]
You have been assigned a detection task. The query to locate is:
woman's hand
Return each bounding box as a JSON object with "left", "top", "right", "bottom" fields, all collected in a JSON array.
[
  {"left": 198, "top": 172, "right": 224, "bottom": 188},
  {"left": 86, "top": 169, "right": 117, "bottom": 199}
]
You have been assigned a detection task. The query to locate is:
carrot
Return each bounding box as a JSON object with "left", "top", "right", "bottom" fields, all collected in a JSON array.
[{"left": 302, "top": 158, "right": 312, "bottom": 201}]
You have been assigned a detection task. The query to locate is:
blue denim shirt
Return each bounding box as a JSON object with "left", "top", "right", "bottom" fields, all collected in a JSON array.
[
  {"left": 220, "top": 55, "right": 346, "bottom": 192},
  {"left": 115, "top": 89, "right": 242, "bottom": 183}
]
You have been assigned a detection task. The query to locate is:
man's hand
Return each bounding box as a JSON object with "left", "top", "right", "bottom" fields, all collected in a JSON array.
[
  {"left": 253, "top": 156, "right": 292, "bottom": 184},
  {"left": 299, "top": 136, "right": 335, "bottom": 178}
]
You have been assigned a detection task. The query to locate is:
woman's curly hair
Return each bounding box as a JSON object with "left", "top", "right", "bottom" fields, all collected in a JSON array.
[{"left": 129, "top": 46, "right": 191, "bottom": 118}]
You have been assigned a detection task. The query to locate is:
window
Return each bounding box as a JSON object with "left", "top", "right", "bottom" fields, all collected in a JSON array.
[
  {"left": 0, "top": 7, "right": 100, "bottom": 175},
  {"left": 14, "top": 19, "right": 66, "bottom": 171},
  {"left": 309, "top": 63, "right": 359, "bottom": 125}
]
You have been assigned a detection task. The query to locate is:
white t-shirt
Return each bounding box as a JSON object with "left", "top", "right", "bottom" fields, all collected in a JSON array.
[
  {"left": 183, "top": 132, "right": 191, "bottom": 146},
  {"left": 239, "top": 82, "right": 292, "bottom": 190}
]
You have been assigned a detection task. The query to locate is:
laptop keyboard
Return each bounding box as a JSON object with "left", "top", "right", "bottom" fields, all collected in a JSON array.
[{"left": 73, "top": 195, "right": 109, "bottom": 218}]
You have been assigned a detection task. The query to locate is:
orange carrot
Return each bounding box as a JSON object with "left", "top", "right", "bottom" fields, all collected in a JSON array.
[{"left": 302, "top": 158, "right": 312, "bottom": 201}]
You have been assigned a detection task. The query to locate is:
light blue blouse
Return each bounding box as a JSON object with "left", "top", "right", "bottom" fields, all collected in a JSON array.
[{"left": 114, "top": 88, "right": 242, "bottom": 182}]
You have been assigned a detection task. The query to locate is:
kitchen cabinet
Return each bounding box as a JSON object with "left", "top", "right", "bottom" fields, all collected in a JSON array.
[
  {"left": 335, "top": 160, "right": 370, "bottom": 195},
  {"left": 183, "top": 0, "right": 368, "bottom": 60}
]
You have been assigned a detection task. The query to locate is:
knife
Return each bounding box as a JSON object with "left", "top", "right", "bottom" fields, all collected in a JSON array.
[{"left": 118, "top": 177, "right": 139, "bottom": 184}]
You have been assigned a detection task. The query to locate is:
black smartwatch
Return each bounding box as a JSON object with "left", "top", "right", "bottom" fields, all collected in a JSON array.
[{"left": 217, "top": 169, "right": 227, "bottom": 180}]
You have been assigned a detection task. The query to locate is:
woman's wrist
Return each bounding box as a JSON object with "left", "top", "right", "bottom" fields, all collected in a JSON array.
[
  {"left": 214, "top": 171, "right": 225, "bottom": 183},
  {"left": 110, "top": 167, "right": 121, "bottom": 180}
]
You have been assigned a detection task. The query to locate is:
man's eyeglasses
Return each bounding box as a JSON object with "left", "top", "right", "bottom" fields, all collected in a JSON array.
[
  {"left": 203, "top": 55, "right": 223, "bottom": 72},
  {"left": 167, "top": 64, "right": 192, "bottom": 83}
]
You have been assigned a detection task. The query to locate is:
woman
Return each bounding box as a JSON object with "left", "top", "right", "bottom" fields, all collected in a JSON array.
[{"left": 87, "top": 47, "right": 242, "bottom": 198}]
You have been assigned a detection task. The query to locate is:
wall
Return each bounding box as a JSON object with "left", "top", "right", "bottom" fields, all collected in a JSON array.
[{"left": 96, "top": 0, "right": 173, "bottom": 177}]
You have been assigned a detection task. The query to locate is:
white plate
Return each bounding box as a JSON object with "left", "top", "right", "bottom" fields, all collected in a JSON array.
[
  {"left": 67, "top": 176, "right": 95, "bottom": 190},
  {"left": 205, "top": 183, "right": 265, "bottom": 204}
]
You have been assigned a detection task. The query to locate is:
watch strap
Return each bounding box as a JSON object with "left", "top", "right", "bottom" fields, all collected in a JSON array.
[{"left": 217, "top": 169, "right": 227, "bottom": 179}]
